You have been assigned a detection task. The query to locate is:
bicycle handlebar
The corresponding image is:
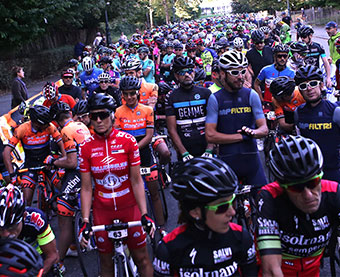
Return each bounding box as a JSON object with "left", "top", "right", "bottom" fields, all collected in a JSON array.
[
  {"left": 17, "top": 165, "right": 47, "bottom": 173},
  {"left": 91, "top": 221, "right": 142, "bottom": 232}
]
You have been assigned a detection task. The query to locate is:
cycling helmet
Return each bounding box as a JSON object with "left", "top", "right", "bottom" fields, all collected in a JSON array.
[
  {"left": 72, "top": 100, "right": 89, "bottom": 115},
  {"left": 259, "top": 26, "right": 271, "bottom": 34},
  {"left": 98, "top": 72, "right": 111, "bottom": 82},
  {"left": 82, "top": 51, "right": 90, "bottom": 58},
  {"left": 160, "top": 43, "right": 167, "bottom": 50},
  {"left": 236, "top": 25, "right": 244, "bottom": 31},
  {"left": 226, "top": 29, "right": 233, "bottom": 35},
  {"left": 268, "top": 135, "right": 323, "bottom": 184},
  {"left": 43, "top": 82, "right": 58, "bottom": 100},
  {"left": 269, "top": 76, "right": 295, "bottom": 98},
  {"left": 121, "top": 59, "right": 142, "bottom": 71},
  {"left": 174, "top": 43, "right": 183, "bottom": 50},
  {"left": 119, "top": 76, "right": 142, "bottom": 91},
  {"left": 233, "top": 37, "right": 244, "bottom": 48},
  {"left": 219, "top": 50, "right": 248, "bottom": 69},
  {"left": 68, "top": 58, "right": 78, "bottom": 67},
  {"left": 186, "top": 42, "right": 197, "bottom": 51},
  {"left": 158, "top": 82, "right": 172, "bottom": 95},
  {"left": 251, "top": 30, "right": 265, "bottom": 43},
  {"left": 194, "top": 68, "right": 206, "bottom": 82},
  {"left": 289, "top": 41, "right": 308, "bottom": 54},
  {"left": 29, "top": 105, "right": 51, "bottom": 125},
  {"left": 218, "top": 37, "right": 229, "bottom": 45},
  {"left": 298, "top": 25, "right": 314, "bottom": 37},
  {"left": 82, "top": 56, "right": 94, "bottom": 72},
  {"left": 172, "top": 56, "right": 195, "bottom": 72},
  {"left": 137, "top": 46, "right": 149, "bottom": 54},
  {"left": 294, "top": 64, "right": 323, "bottom": 85},
  {"left": 0, "top": 238, "right": 44, "bottom": 277},
  {"left": 166, "top": 41, "right": 174, "bottom": 48},
  {"left": 171, "top": 157, "right": 238, "bottom": 204},
  {"left": 0, "top": 185, "right": 25, "bottom": 228},
  {"left": 273, "top": 43, "right": 290, "bottom": 54},
  {"left": 50, "top": 102, "right": 71, "bottom": 120},
  {"left": 99, "top": 56, "right": 112, "bottom": 65},
  {"left": 88, "top": 93, "right": 117, "bottom": 112}
]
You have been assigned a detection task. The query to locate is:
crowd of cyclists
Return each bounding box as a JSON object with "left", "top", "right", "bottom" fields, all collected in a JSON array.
[{"left": 1, "top": 11, "right": 340, "bottom": 277}]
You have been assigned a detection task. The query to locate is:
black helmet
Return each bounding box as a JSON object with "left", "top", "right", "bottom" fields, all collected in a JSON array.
[
  {"left": 158, "top": 82, "right": 172, "bottom": 95},
  {"left": 174, "top": 43, "right": 183, "bottom": 50},
  {"left": 50, "top": 101, "right": 71, "bottom": 120},
  {"left": 0, "top": 185, "right": 25, "bottom": 228},
  {"left": 99, "top": 56, "right": 112, "bottom": 65},
  {"left": 0, "top": 238, "right": 44, "bottom": 277},
  {"left": 298, "top": 25, "right": 314, "bottom": 37},
  {"left": 273, "top": 43, "right": 290, "bottom": 54},
  {"left": 194, "top": 68, "right": 206, "bottom": 82},
  {"left": 119, "top": 76, "right": 142, "bottom": 91},
  {"left": 72, "top": 100, "right": 89, "bottom": 115},
  {"left": 68, "top": 58, "right": 78, "bottom": 67},
  {"left": 270, "top": 76, "right": 296, "bottom": 98},
  {"left": 171, "top": 157, "right": 238, "bottom": 204},
  {"left": 294, "top": 64, "right": 323, "bottom": 85},
  {"left": 186, "top": 42, "right": 197, "bottom": 51},
  {"left": 289, "top": 41, "right": 308, "bottom": 54},
  {"left": 251, "top": 29, "right": 265, "bottom": 43},
  {"left": 88, "top": 93, "right": 117, "bottom": 112},
  {"left": 172, "top": 56, "right": 195, "bottom": 72},
  {"left": 29, "top": 105, "right": 51, "bottom": 125},
  {"left": 137, "top": 46, "right": 149, "bottom": 54},
  {"left": 268, "top": 135, "right": 323, "bottom": 184}
]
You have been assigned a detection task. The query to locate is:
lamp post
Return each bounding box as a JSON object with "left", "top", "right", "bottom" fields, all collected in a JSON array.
[
  {"left": 105, "top": 1, "right": 112, "bottom": 45},
  {"left": 286, "top": 0, "right": 291, "bottom": 16}
]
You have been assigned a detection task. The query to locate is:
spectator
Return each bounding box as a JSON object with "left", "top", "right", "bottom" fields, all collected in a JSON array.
[
  {"left": 11, "top": 66, "right": 28, "bottom": 109},
  {"left": 281, "top": 11, "right": 292, "bottom": 27},
  {"left": 74, "top": 42, "right": 84, "bottom": 61},
  {"left": 325, "top": 21, "right": 340, "bottom": 63},
  {"left": 92, "top": 32, "right": 102, "bottom": 49},
  {"left": 58, "top": 70, "right": 82, "bottom": 101}
]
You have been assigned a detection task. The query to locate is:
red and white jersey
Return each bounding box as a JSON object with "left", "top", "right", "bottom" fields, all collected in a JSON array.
[{"left": 79, "top": 128, "right": 141, "bottom": 210}]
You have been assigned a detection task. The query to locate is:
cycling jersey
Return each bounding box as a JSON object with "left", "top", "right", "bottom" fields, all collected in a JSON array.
[
  {"left": 7, "top": 121, "right": 62, "bottom": 167},
  {"left": 79, "top": 128, "right": 140, "bottom": 211},
  {"left": 43, "top": 94, "right": 76, "bottom": 109},
  {"left": 246, "top": 46, "right": 274, "bottom": 81},
  {"left": 58, "top": 85, "right": 82, "bottom": 100},
  {"left": 154, "top": 223, "right": 257, "bottom": 276},
  {"left": 257, "top": 180, "right": 340, "bottom": 276},
  {"left": 201, "top": 48, "right": 218, "bottom": 76},
  {"left": 94, "top": 86, "right": 121, "bottom": 108},
  {"left": 20, "top": 207, "right": 55, "bottom": 254},
  {"left": 257, "top": 64, "right": 295, "bottom": 102},
  {"left": 294, "top": 100, "right": 340, "bottom": 181},
  {"left": 165, "top": 86, "right": 211, "bottom": 156},
  {"left": 209, "top": 83, "right": 221, "bottom": 94},
  {"left": 79, "top": 67, "right": 104, "bottom": 97},
  {"left": 140, "top": 57, "right": 155, "bottom": 83},
  {"left": 304, "top": 42, "right": 326, "bottom": 68},
  {"left": 162, "top": 53, "right": 176, "bottom": 78},
  {"left": 272, "top": 89, "right": 305, "bottom": 120},
  {"left": 121, "top": 79, "right": 158, "bottom": 106},
  {"left": 236, "top": 33, "right": 250, "bottom": 49}
]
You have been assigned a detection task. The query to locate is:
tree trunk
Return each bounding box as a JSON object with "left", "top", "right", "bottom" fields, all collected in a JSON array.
[{"left": 162, "top": 0, "right": 170, "bottom": 24}]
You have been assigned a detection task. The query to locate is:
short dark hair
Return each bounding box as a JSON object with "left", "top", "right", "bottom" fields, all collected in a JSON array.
[{"left": 12, "top": 66, "right": 23, "bottom": 78}]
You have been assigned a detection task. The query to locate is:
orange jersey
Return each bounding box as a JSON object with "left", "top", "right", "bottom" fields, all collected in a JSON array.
[
  {"left": 60, "top": 120, "right": 91, "bottom": 153},
  {"left": 114, "top": 103, "right": 154, "bottom": 140},
  {"left": 122, "top": 79, "right": 158, "bottom": 106},
  {"left": 8, "top": 121, "right": 62, "bottom": 166},
  {"left": 43, "top": 94, "right": 76, "bottom": 109},
  {"left": 272, "top": 89, "right": 305, "bottom": 119}
]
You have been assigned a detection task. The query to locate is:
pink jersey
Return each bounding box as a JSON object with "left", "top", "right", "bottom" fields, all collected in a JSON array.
[{"left": 79, "top": 128, "right": 141, "bottom": 210}]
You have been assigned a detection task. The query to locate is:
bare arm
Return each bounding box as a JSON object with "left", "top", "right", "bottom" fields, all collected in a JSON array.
[
  {"left": 130, "top": 165, "right": 147, "bottom": 215},
  {"left": 3, "top": 146, "right": 14, "bottom": 174},
  {"left": 138, "top": 128, "right": 154, "bottom": 150},
  {"left": 322, "top": 56, "right": 332, "bottom": 87},
  {"left": 261, "top": 254, "right": 283, "bottom": 277},
  {"left": 253, "top": 117, "right": 268, "bottom": 138},
  {"left": 143, "top": 67, "right": 152, "bottom": 77},
  {"left": 40, "top": 239, "right": 59, "bottom": 276},
  {"left": 277, "top": 117, "right": 294, "bottom": 133},
  {"left": 205, "top": 123, "right": 243, "bottom": 144},
  {"left": 54, "top": 152, "right": 77, "bottom": 169},
  {"left": 57, "top": 140, "right": 66, "bottom": 157},
  {"left": 81, "top": 172, "right": 93, "bottom": 222},
  {"left": 166, "top": 115, "right": 188, "bottom": 155},
  {"left": 254, "top": 78, "right": 264, "bottom": 102}
]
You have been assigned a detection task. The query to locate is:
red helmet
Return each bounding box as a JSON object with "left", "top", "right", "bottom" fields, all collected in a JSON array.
[{"left": 43, "top": 82, "right": 58, "bottom": 100}]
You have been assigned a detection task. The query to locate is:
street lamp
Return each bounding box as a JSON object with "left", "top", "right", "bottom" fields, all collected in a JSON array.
[{"left": 105, "top": 1, "right": 112, "bottom": 45}]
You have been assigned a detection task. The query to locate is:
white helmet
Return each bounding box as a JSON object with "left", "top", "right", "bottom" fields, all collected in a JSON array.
[
  {"left": 82, "top": 56, "right": 94, "bottom": 72},
  {"left": 233, "top": 37, "right": 244, "bottom": 49},
  {"left": 219, "top": 50, "right": 248, "bottom": 70}
]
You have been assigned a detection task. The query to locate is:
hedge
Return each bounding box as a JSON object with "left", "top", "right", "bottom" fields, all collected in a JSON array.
[{"left": 0, "top": 45, "right": 74, "bottom": 91}]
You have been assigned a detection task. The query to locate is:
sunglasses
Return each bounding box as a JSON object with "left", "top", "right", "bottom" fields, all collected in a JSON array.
[
  {"left": 205, "top": 194, "right": 236, "bottom": 214},
  {"left": 177, "top": 69, "right": 194, "bottom": 76},
  {"left": 77, "top": 113, "right": 89, "bottom": 120},
  {"left": 175, "top": 48, "right": 183, "bottom": 51},
  {"left": 277, "top": 54, "right": 288, "bottom": 59},
  {"left": 89, "top": 111, "right": 111, "bottom": 120},
  {"left": 298, "top": 80, "right": 320, "bottom": 91},
  {"left": 227, "top": 68, "right": 247, "bottom": 76},
  {"left": 100, "top": 80, "right": 109, "bottom": 84},
  {"left": 122, "top": 91, "right": 138, "bottom": 97},
  {"left": 280, "top": 172, "right": 323, "bottom": 193},
  {"left": 63, "top": 76, "right": 73, "bottom": 79},
  {"left": 255, "top": 41, "right": 264, "bottom": 45}
]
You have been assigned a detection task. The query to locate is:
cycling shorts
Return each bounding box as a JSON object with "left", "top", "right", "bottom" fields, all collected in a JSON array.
[
  {"left": 140, "top": 144, "right": 158, "bottom": 182},
  {"left": 21, "top": 170, "right": 59, "bottom": 190},
  {"left": 93, "top": 204, "right": 147, "bottom": 253},
  {"left": 57, "top": 170, "right": 81, "bottom": 217}
]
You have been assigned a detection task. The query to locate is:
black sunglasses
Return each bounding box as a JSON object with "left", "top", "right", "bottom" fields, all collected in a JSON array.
[
  {"left": 277, "top": 54, "right": 288, "bottom": 59},
  {"left": 89, "top": 111, "right": 111, "bottom": 120}
]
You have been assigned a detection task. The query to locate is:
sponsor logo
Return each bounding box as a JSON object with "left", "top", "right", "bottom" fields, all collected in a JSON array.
[
  {"left": 91, "top": 151, "right": 104, "bottom": 158},
  {"left": 101, "top": 156, "right": 116, "bottom": 164},
  {"left": 194, "top": 94, "right": 201, "bottom": 100},
  {"left": 219, "top": 106, "right": 252, "bottom": 116},
  {"left": 96, "top": 173, "right": 128, "bottom": 189},
  {"left": 26, "top": 212, "right": 45, "bottom": 230},
  {"left": 98, "top": 237, "right": 104, "bottom": 243},
  {"left": 153, "top": 258, "right": 170, "bottom": 275},
  {"left": 178, "top": 106, "right": 204, "bottom": 118},
  {"left": 178, "top": 261, "right": 238, "bottom": 277},
  {"left": 213, "top": 247, "right": 232, "bottom": 263},
  {"left": 312, "top": 216, "right": 330, "bottom": 231},
  {"left": 258, "top": 218, "right": 280, "bottom": 235},
  {"left": 298, "top": 123, "right": 333, "bottom": 130},
  {"left": 247, "top": 244, "right": 256, "bottom": 260},
  {"left": 189, "top": 248, "right": 197, "bottom": 264},
  {"left": 133, "top": 231, "right": 141, "bottom": 238}
]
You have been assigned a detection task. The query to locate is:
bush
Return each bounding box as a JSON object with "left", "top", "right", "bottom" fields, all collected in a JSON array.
[{"left": 0, "top": 45, "right": 74, "bottom": 91}]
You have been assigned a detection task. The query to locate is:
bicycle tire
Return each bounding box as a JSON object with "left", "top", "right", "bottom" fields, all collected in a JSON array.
[
  {"left": 114, "top": 254, "right": 127, "bottom": 277},
  {"left": 158, "top": 172, "right": 169, "bottom": 222}
]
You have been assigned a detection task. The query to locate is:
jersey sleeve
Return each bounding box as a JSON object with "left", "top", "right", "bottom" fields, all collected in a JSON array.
[
  {"left": 79, "top": 140, "right": 91, "bottom": 173},
  {"left": 146, "top": 106, "right": 154, "bottom": 128},
  {"left": 127, "top": 135, "right": 141, "bottom": 167},
  {"left": 151, "top": 83, "right": 158, "bottom": 98},
  {"left": 257, "top": 67, "right": 265, "bottom": 81},
  {"left": 65, "top": 95, "right": 76, "bottom": 109},
  {"left": 206, "top": 94, "right": 219, "bottom": 124},
  {"left": 37, "top": 224, "right": 55, "bottom": 246},
  {"left": 7, "top": 125, "right": 24, "bottom": 148},
  {"left": 61, "top": 129, "right": 77, "bottom": 153},
  {"left": 272, "top": 98, "right": 284, "bottom": 119},
  {"left": 114, "top": 108, "right": 122, "bottom": 129},
  {"left": 333, "top": 106, "right": 340, "bottom": 128},
  {"left": 153, "top": 240, "right": 172, "bottom": 276},
  {"left": 48, "top": 124, "right": 62, "bottom": 143},
  {"left": 249, "top": 89, "right": 265, "bottom": 120},
  {"left": 256, "top": 189, "right": 282, "bottom": 256},
  {"left": 239, "top": 229, "right": 258, "bottom": 276},
  {"left": 165, "top": 93, "right": 175, "bottom": 116}
]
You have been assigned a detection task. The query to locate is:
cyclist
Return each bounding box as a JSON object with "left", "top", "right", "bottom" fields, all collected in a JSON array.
[
  {"left": 58, "top": 69, "right": 82, "bottom": 101},
  {"left": 287, "top": 41, "right": 308, "bottom": 72},
  {"left": 186, "top": 42, "right": 203, "bottom": 68},
  {"left": 0, "top": 185, "right": 59, "bottom": 275},
  {"left": 161, "top": 42, "right": 176, "bottom": 82},
  {"left": 0, "top": 238, "right": 44, "bottom": 277},
  {"left": 121, "top": 58, "right": 158, "bottom": 109},
  {"left": 197, "top": 40, "right": 218, "bottom": 81},
  {"left": 257, "top": 135, "right": 340, "bottom": 276},
  {"left": 79, "top": 93, "right": 155, "bottom": 277},
  {"left": 254, "top": 44, "right": 295, "bottom": 103},
  {"left": 138, "top": 46, "right": 156, "bottom": 84},
  {"left": 165, "top": 56, "right": 213, "bottom": 160},
  {"left": 154, "top": 157, "right": 257, "bottom": 276},
  {"left": 94, "top": 72, "right": 121, "bottom": 107},
  {"left": 174, "top": 42, "right": 184, "bottom": 58},
  {"left": 79, "top": 56, "right": 103, "bottom": 98},
  {"left": 325, "top": 21, "right": 340, "bottom": 63},
  {"left": 3, "top": 105, "right": 64, "bottom": 206},
  {"left": 209, "top": 60, "right": 223, "bottom": 94},
  {"left": 49, "top": 102, "right": 91, "bottom": 271},
  {"left": 235, "top": 25, "right": 250, "bottom": 49},
  {"left": 205, "top": 50, "right": 268, "bottom": 188},
  {"left": 270, "top": 76, "right": 305, "bottom": 133},
  {"left": 294, "top": 65, "right": 340, "bottom": 182},
  {"left": 299, "top": 25, "right": 332, "bottom": 88},
  {"left": 42, "top": 82, "right": 76, "bottom": 109},
  {"left": 72, "top": 100, "right": 94, "bottom": 134}
]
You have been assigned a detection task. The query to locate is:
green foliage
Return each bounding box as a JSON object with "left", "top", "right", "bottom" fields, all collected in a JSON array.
[{"left": 175, "top": 0, "right": 202, "bottom": 20}]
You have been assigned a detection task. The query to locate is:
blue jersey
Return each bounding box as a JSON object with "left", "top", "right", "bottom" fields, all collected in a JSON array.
[
  {"left": 140, "top": 58, "right": 155, "bottom": 83},
  {"left": 162, "top": 53, "right": 176, "bottom": 77},
  {"left": 79, "top": 67, "right": 103, "bottom": 97}
]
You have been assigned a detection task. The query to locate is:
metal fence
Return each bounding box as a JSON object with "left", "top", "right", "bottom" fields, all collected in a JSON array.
[{"left": 291, "top": 7, "right": 340, "bottom": 25}]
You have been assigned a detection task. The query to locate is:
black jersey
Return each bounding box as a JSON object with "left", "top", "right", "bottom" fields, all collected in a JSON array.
[
  {"left": 246, "top": 46, "right": 274, "bottom": 80},
  {"left": 154, "top": 223, "right": 257, "bottom": 276},
  {"left": 304, "top": 42, "right": 326, "bottom": 68}
]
